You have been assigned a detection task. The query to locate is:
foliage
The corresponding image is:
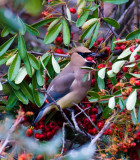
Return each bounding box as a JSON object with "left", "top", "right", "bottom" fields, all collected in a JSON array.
[{"left": 0, "top": 0, "right": 140, "bottom": 160}]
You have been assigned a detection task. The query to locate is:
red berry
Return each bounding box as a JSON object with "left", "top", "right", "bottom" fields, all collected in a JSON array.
[
  {"left": 86, "top": 56, "right": 93, "bottom": 61},
  {"left": 131, "top": 142, "right": 136, "bottom": 147},
  {"left": 91, "top": 128, "right": 97, "bottom": 134},
  {"left": 92, "top": 79, "right": 95, "bottom": 86},
  {"left": 98, "top": 38, "right": 103, "bottom": 44},
  {"left": 46, "top": 131, "right": 53, "bottom": 139},
  {"left": 26, "top": 129, "right": 33, "bottom": 137},
  {"left": 130, "top": 46, "right": 135, "bottom": 52},
  {"left": 86, "top": 103, "right": 91, "bottom": 108},
  {"left": 114, "top": 46, "right": 120, "bottom": 50},
  {"left": 98, "top": 64, "right": 106, "bottom": 69},
  {"left": 36, "top": 154, "right": 44, "bottom": 160},
  {"left": 71, "top": 32, "right": 74, "bottom": 39},
  {"left": 134, "top": 80, "right": 140, "bottom": 86},
  {"left": 45, "top": 125, "right": 50, "bottom": 132},
  {"left": 39, "top": 124, "right": 45, "bottom": 130},
  {"left": 35, "top": 133, "right": 40, "bottom": 139},
  {"left": 134, "top": 54, "right": 140, "bottom": 60},
  {"left": 19, "top": 154, "right": 27, "bottom": 160},
  {"left": 90, "top": 114, "right": 96, "bottom": 119},
  {"left": 77, "top": 15, "right": 80, "bottom": 19},
  {"left": 49, "top": 122, "right": 56, "bottom": 129},
  {"left": 122, "top": 66, "right": 128, "bottom": 72},
  {"left": 69, "top": 8, "right": 76, "bottom": 14},
  {"left": 56, "top": 36, "right": 62, "bottom": 43},
  {"left": 120, "top": 45, "right": 126, "bottom": 50},
  {"left": 91, "top": 108, "right": 98, "bottom": 114},
  {"left": 97, "top": 121, "right": 104, "bottom": 129},
  {"left": 94, "top": 42, "right": 98, "bottom": 47},
  {"left": 129, "top": 77, "right": 136, "bottom": 85},
  {"left": 39, "top": 134, "right": 45, "bottom": 139},
  {"left": 56, "top": 48, "right": 64, "bottom": 54},
  {"left": 83, "top": 118, "right": 90, "bottom": 125}
]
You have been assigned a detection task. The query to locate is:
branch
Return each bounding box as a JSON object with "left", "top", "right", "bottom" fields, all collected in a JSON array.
[
  {"left": 28, "top": 51, "right": 70, "bottom": 58},
  {"left": 0, "top": 116, "right": 23, "bottom": 154},
  {"left": 71, "top": 110, "right": 80, "bottom": 131},
  {"left": 88, "top": 113, "right": 116, "bottom": 148},
  {"left": 73, "top": 103, "right": 99, "bottom": 131}
]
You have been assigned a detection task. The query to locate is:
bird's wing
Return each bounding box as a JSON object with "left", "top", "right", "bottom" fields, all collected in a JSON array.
[{"left": 41, "top": 72, "right": 75, "bottom": 109}]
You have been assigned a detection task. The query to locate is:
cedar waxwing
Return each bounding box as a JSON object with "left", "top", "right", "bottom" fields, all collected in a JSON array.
[{"left": 33, "top": 46, "right": 96, "bottom": 125}]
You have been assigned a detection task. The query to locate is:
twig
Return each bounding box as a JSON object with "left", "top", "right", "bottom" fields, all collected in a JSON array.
[
  {"left": 39, "top": 89, "right": 93, "bottom": 138},
  {"left": 61, "top": 123, "right": 66, "bottom": 155},
  {"left": 82, "top": 95, "right": 122, "bottom": 104},
  {"left": 71, "top": 110, "right": 80, "bottom": 131},
  {"left": 88, "top": 113, "right": 116, "bottom": 148},
  {"left": 73, "top": 103, "right": 99, "bottom": 131},
  {"left": 28, "top": 51, "right": 70, "bottom": 58},
  {"left": 0, "top": 116, "right": 23, "bottom": 154}
]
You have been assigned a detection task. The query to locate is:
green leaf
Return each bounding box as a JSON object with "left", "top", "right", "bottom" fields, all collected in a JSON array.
[
  {"left": 138, "top": 106, "right": 140, "bottom": 123},
  {"left": 119, "top": 98, "right": 125, "bottom": 110},
  {"left": 129, "top": 73, "right": 140, "bottom": 78},
  {"left": 20, "top": 81, "right": 34, "bottom": 103},
  {"left": 41, "top": 53, "right": 51, "bottom": 66},
  {"left": 32, "top": 75, "right": 44, "bottom": 106},
  {"left": 52, "top": 55, "right": 60, "bottom": 73},
  {"left": 6, "top": 54, "right": 16, "bottom": 66},
  {"left": 25, "top": 24, "right": 39, "bottom": 36},
  {"left": 80, "top": 23, "right": 96, "bottom": 42},
  {"left": 18, "top": 17, "right": 26, "bottom": 35},
  {"left": 82, "top": 73, "right": 88, "bottom": 82},
  {"left": 0, "top": 82, "right": 3, "bottom": 91},
  {"left": 112, "top": 60, "right": 126, "bottom": 73},
  {"left": 131, "top": 108, "right": 137, "bottom": 125},
  {"left": 103, "top": 17, "right": 120, "bottom": 29},
  {"left": 126, "top": 29, "right": 140, "bottom": 40},
  {"left": 18, "top": 33, "right": 27, "bottom": 59},
  {"left": 36, "top": 68, "right": 44, "bottom": 86},
  {"left": 126, "top": 90, "right": 137, "bottom": 110},
  {"left": 101, "top": 0, "right": 129, "bottom": 4},
  {"left": 31, "top": 17, "right": 58, "bottom": 28},
  {"left": 117, "top": 46, "right": 132, "bottom": 59},
  {"left": 137, "top": 62, "right": 140, "bottom": 69},
  {"left": 8, "top": 53, "right": 21, "bottom": 81},
  {"left": 97, "top": 77, "right": 105, "bottom": 90},
  {"left": 102, "top": 106, "right": 112, "bottom": 119},
  {"left": 98, "top": 68, "right": 106, "bottom": 79},
  {"left": 89, "top": 21, "right": 100, "bottom": 48},
  {"left": 44, "top": 22, "right": 62, "bottom": 44},
  {"left": 76, "top": 10, "right": 90, "bottom": 27},
  {"left": 111, "top": 37, "right": 116, "bottom": 51},
  {"left": 66, "top": 7, "right": 71, "bottom": 22},
  {"left": 88, "top": 91, "right": 100, "bottom": 99},
  {"left": 0, "top": 8, "right": 21, "bottom": 32},
  {"left": 24, "top": 55, "right": 33, "bottom": 77},
  {"left": 24, "top": 0, "right": 42, "bottom": 16},
  {"left": 0, "top": 54, "right": 7, "bottom": 65},
  {"left": 1, "top": 27, "right": 10, "bottom": 37},
  {"left": 108, "top": 96, "right": 115, "bottom": 109},
  {"left": 13, "top": 89, "right": 28, "bottom": 104},
  {"left": 14, "top": 66, "right": 27, "bottom": 84},
  {"left": 0, "top": 35, "right": 16, "bottom": 56},
  {"left": 28, "top": 53, "right": 40, "bottom": 70},
  {"left": 6, "top": 91, "right": 18, "bottom": 110},
  {"left": 107, "top": 70, "right": 116, "bottom": 78},
  {"left": 62, "top": 19, "right": 70, "bottom": 46},
  {"left": 8, "top": 81, "right": 20, "bottom": 90}
]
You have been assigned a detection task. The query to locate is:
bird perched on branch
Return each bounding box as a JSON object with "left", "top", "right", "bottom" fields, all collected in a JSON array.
[{"left": 33, "top": 46, "right": 96, "bottom": 125}]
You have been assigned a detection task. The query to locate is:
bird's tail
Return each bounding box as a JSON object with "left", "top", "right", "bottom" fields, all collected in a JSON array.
[{"left": 32, "top": 103, "right": 52, "bottom": 126}]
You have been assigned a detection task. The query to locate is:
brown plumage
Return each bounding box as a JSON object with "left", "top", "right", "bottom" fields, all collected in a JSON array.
[{"left": 33, "top": 46, "right": 95, "bottom": 125}]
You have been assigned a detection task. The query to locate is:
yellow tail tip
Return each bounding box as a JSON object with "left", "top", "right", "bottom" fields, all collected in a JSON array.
[{"left": 30, "top": 126, "right": 34, "bottom": 130}]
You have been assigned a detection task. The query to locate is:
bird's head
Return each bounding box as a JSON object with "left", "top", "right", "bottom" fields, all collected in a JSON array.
[{"left": 70, "top": 46, "right": 96, "bottom": 67}]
